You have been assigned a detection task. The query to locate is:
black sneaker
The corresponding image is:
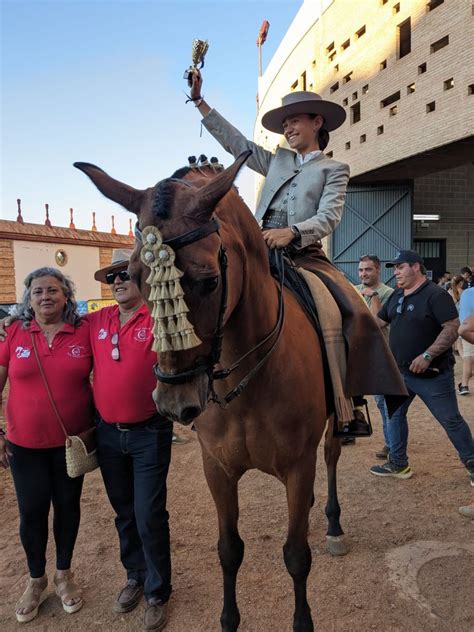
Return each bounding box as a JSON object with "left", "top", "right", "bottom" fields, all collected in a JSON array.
[
  {"left": 466, "top": 459, "right": 474, "bottom": 487},
  {"left": 457, "top": 383, "right": 470, "bottom": 396},
  {"left": 369, "top": 461, "right": 413, "bottom": 479}
]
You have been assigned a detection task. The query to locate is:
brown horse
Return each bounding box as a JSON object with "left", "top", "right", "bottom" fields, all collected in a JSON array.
[{"left": 74, "top": 153, "right": 347, "bottom": 632}]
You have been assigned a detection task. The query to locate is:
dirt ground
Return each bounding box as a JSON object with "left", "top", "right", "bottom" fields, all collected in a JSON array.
[{"left": 1, "top": 361, "right": 473, "bottom": 632}]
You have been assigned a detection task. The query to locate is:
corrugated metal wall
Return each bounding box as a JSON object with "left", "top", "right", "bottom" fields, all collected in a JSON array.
[{"left": 331, "top": 183, "right": 413, "bottom": 285}]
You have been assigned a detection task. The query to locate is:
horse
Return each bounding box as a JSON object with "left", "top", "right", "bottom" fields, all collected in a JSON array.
[{"left": 74, "top": 152, "right": 347, "bottom": 632}]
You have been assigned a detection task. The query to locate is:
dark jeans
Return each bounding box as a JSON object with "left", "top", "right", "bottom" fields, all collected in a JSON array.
[
  {"left": 8, "top": 441, "right": 84, "bottom": 578},
  {"left": 386, "top": 368, "right": 474, "bottom": 468},
  {"left": 96, "top": 415, "right": 173, "bottom": 602}
]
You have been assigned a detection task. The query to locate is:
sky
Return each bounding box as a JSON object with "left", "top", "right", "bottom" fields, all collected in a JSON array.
[{"left": 1, "top": 0, "right": 302, "bottom": 234}]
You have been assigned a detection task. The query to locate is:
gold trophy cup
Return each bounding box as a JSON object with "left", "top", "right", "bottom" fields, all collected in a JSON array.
[{"left": 183, "top": 39, "right": 209, "bottom": 87}]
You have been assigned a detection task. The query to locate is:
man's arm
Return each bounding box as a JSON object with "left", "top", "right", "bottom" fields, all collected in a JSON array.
[
  {"left": 0, "top": 365, "right": 11, "bottom": 468},
  {"left": 409, "top": 318, "right": 459, "bottom": 373},
  {"left": 459, "top": 314, "right": 474, "bottom": 344}
]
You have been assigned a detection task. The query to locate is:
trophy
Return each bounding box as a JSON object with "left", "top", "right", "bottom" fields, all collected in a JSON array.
[{"left": 183, "top": 39, "right": 209, "bottom": 87}]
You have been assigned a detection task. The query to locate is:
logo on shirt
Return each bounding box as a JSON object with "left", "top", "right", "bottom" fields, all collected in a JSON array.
[
  {"left": 134, "top": 327, "right": 150, "bottom": 342},
  {"left": 15, "top": 346, "right": 31, "bottom": 359},
  {"left": 68, "top": 345, "right": 86, "bottom": 358},
  {"left": 407, "top": 304, "right": 415, "bottom": 312},
  {"left": 98, "top": 328, "right": 108, "bottom": 340}
]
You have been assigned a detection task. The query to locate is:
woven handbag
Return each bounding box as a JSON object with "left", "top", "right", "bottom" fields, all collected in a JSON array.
[{"left": 31, "top": 332, "right": 98, "bottom": 478}]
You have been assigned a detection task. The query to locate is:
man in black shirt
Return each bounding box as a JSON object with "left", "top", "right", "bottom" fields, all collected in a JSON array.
[{"left": 369, "top": 250, "right": 474, "bottom": 483}]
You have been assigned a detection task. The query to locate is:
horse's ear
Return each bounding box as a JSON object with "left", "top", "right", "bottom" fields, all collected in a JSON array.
[
  {"left": 73, "top": 162, "right": 145, "bottom": 215},
  {"left": 193, "top": 150, "right": 252, "bottom": 218}
]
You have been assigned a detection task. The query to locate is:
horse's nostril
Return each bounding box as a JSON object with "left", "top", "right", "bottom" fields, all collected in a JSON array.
[{"left": 180, "top": 406, "right": 201, "bottom": 424}]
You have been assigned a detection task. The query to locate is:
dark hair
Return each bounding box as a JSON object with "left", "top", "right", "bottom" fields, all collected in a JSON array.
[
  {"left": 460, "top": 266, "right": 472, "bottom": 275},
  {"left": 308, "top": 114, "right": 330, "bottom": 151},
  {"left": 359, "top": 254, "right": 381, "bottom": 268},
  {"left": 16, "top": 267, "right": 81, "bottom": 327}
]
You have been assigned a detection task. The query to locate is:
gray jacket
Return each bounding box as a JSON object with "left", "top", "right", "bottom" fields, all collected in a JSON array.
[{"left": 202, "top": 109, "right": 350, "bottom": 249}]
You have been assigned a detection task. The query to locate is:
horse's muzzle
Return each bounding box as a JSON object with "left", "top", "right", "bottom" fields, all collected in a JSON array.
[{"left": 152, "top": 374, "right": 209, "bottom": 425}]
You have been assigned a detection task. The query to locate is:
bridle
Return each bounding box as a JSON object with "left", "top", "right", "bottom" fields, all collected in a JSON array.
[{"left": 134, "top": 208, "right": 285, "bottom": 408}]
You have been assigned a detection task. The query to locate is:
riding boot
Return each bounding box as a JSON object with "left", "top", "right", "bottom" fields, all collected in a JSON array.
[{"left": 334, "top": 397, "right": 373, "bottom": 438}]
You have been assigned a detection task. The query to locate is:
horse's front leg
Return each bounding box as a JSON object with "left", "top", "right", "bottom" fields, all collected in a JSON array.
[
  {"left": 284, "top": 455, "right": 316, "bottom": 632},
  {"left": 202, "top": 453, "right": 244, "bottom": 632},
  {"left": 324, "top": 416, "right": 348, "bottom": 556}
]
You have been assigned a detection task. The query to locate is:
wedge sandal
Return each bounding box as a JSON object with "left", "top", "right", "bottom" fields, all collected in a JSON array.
[
  {"left": 15, "top": 575, "right": 49, "bottom": 623},
  {"left": 54, "top": 570, "right": 83, "bottom": 614}
]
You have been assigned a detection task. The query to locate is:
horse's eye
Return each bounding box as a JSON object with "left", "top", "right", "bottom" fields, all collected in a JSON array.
[{"left": 195, "top": 276, "right": 219, "bottom": 294}]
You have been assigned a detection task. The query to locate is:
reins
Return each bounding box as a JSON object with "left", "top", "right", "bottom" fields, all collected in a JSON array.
[{"left": 135, "top": 219, "right": 286, "bottom": 407}]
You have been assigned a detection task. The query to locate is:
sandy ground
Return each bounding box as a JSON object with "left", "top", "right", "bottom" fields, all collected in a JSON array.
[{"left": 0, "top": 361, "right": 473, "bottom": 632}]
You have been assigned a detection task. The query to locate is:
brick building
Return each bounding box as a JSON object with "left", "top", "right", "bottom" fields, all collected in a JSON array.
[
  {"left": 0, "top": 211, "right": 134, "bottom": 314},
  {"left": 255, "top": 0, "right": 474, "bottom": 282}
]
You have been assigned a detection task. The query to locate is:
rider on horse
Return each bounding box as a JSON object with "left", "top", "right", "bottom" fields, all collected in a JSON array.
[{"left": 188, "top": 70, "right": 407, "bottom": 435}]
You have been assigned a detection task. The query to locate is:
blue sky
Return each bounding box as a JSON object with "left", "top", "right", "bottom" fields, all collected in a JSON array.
[{"left": 1, "top": 0, "right": 301, "bottom": 234}]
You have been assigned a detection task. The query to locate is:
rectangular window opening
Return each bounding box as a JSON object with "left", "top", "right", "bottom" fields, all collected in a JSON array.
[
  {"left": 393, "top": 3, "right": 400, "bottom": 14},
  {"left": 330, "top": 82, "right": 339, "bottom": 94},
  {"left": 360, "top": 134, "right": 367, "bottom": 143},
  {"left": 380, "top": 59, "right": 387, "bottom": 70},
  {"left": 426, "top": 101, "right": 436, "bottom": 113},
  {"left": 334, "top": 64, "right": 339, "bottom": 73},
  {"left": 301, "top": 71, "right": 307, "bottom": 91},
  {"left": 356, "top": 25, "right": 366, "bottom": 39},
  {"left": 329, "top": 50, "right": 337, "bottom": 62},
  {"left": 468, "top": 84, "right": 474, "bottom": 95},
  {"left": 407, "top": 82, "right": 416, "bottom": 94},
  {"left": 326, "top": 151, "right": 334, "bottom": 158},
  {"left": 345, "top": 141, "right": 351, "bottom": 150},
  {"left": 343, "top": 97, "right": 349, "bottom": 106},
  {"left": 380, "top": 90, "right": 401, "bottom": 108},
  {"left": 377, "top": 125, "right": 384, "bottom": 135},
  {"left": 343, "top": 71, "right": 353, "bottom": 84},
  {"left": 427, "top": 0, "right": 444, "bottom": 11},
  {"left": 326, "top": 42, "right": 335, "bottom": 53},
  {"left": 389, "top": 105, "right": 398, "bottom": 116},
  {"left": 352, "top": 91, "right": 358, "bottom": 100},
  {"left": 443, "top": 78, "right": 454, "bottom": 90},
  {"left": 430, "top": 35, "right": 449, "bottom": 53},
  {"left": 418, "top": 62, "right": 427, "bottom": 74},
  {"left": 398, "top": 18, "right": 411, "bottom": 58},
  {"left": 362, "top": 84, "right": 369, "bottom": 94},
  {"left": 350, "top": 102, "right": 361, "bottom": 124},
  {"left": 341, "top": 39, "right": 350, "bottom": 51},
  {"left": 291, "top": 80, "right": 298, "bottom": 91}
]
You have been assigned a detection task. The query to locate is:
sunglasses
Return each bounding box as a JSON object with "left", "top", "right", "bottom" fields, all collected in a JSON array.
[
  {"left": 105, "top": 270, "right": 131, "bottom": 285},
  {"left": 396, "top": 295, "right": 405, "bottom": 314},
  {"left": 111, "top": 332, "right": 120, "bottom": 361}
]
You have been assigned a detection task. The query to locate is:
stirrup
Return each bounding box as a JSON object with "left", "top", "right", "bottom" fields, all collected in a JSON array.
[{"left": 334, "top": 399, "right": 373, "bottom": 438}]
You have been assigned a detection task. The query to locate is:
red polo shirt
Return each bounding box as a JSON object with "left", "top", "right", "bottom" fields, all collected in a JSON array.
[
  {"left": 87, "top": 304, "right": 158, "bottom": 423},
  {"left": 0, "top": 319, "right": 94, "bottom": 449}
]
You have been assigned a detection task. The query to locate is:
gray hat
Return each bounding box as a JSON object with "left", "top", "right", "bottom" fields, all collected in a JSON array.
[
  {"left": 94, "top": 248, "right": 133, "bottom": 283},
  {"left": 261, "top": 91, "right": 347, "bottom": 134}
]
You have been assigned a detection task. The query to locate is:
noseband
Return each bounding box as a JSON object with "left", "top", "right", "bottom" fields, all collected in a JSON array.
[{"left": 135, "top": 214, "right": 285, "bottom": 408}]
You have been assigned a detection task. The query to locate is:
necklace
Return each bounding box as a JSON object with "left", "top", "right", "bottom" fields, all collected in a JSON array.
[{"left": 40, "top": 323, "right": 64, "bottom": 348}]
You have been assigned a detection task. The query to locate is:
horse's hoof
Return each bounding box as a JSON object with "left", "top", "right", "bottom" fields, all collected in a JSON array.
[{"left": 326, "top": 535, "right": 349, "bottom": 556}]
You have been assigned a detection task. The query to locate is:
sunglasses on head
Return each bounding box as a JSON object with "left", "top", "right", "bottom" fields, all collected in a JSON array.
[{"left": 105, "top": 270, "right": 131, "bottom": 285}]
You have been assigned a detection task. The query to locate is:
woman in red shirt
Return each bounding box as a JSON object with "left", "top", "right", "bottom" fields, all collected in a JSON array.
[{"left": 0, "top": 267, "right": 93, "bottom": 623}]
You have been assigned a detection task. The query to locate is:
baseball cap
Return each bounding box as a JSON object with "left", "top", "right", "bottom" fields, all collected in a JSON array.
[{"left": 385, "top": 250, "right": 424, "bottom": 268}]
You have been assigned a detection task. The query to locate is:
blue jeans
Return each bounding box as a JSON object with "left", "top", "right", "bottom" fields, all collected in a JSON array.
[
  {"left": 374, "top": 394, "right": 390, "bottom": 448},
  {"left": 386, "top": 368, "right": 474, "bottom": 468},
  {"left": 96, "top": 415, "right": 173, "bottom": 602}
]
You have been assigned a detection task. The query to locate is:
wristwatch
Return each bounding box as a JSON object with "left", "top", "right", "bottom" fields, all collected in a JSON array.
[
  {"left": 290, "top": 225, "right": 300, "bottom": 237},
  {"left": 422, "top": 352, "right": 433, "bottom": 362}
]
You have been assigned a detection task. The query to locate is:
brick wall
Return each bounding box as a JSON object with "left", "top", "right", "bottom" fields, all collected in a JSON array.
[
  {"left": 0, "top": 239, "right": 16, "bottom": 302},
  {"left": 413, "top": 163, "right": 474, "bottom": 272}
]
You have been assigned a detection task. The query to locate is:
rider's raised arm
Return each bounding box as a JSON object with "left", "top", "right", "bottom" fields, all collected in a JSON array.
[{"left": 190, "top": 70, "right": 273, "bottom": 176}]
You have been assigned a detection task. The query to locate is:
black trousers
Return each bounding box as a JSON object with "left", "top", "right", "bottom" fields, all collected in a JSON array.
[{"left": 8, "top": 441, "right": 84, "bottom": 577}]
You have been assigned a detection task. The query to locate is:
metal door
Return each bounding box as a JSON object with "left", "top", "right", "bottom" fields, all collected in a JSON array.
[{"left": 331, "top": 183, "right": 412, "bottom": 285}]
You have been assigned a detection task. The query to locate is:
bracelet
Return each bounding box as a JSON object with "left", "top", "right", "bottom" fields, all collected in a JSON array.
[
  {"left": 185, "top": 94, "right": 204, "bottom": 105},
  {"left": 194, "top": 97, "right": 204, "bottom": 108}
]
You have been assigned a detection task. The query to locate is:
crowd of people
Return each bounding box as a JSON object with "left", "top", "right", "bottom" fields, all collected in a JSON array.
[{"left": 0, "top": 70, "right": 472, "bottom": 630}]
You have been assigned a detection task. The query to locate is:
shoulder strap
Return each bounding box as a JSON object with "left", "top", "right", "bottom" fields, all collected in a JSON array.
[{"left": 30, "top": 331, "right": 69, "bottom": 440}]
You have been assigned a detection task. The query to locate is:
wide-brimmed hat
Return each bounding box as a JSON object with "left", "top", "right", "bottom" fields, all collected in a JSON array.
[
  {"left": 94, "top": 248, "right": 133, "bottom": 283},
  {"left": 261, "top": 91, "right": 347, "bottom": 134},
  {"left": 385, "top": 250, "right": 424, "bottom": 268}
]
